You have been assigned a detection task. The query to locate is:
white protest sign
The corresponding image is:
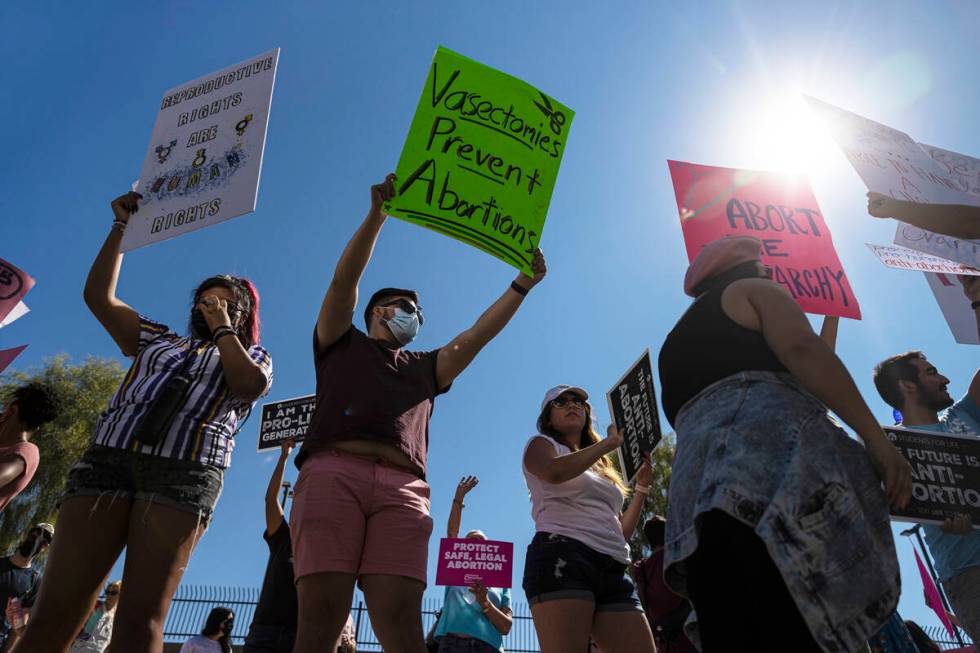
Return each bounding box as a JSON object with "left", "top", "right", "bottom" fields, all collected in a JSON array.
[
  {"left": 918, "top": 143, "right": 980, "bottom": 198},
  {"left": 123, "top": 48, "right": 280, "bottom": 251},
  {"left": 805, "top": 96, "right": 980, "bottom": 267},
  {"left": 0, "top": 302, "right": 29, "bottom": 329},
  {"left": 866, "top": 244, "right": 980, "bottom": 276},
  {"left": 925, "top": 272, "right": 980, "bottom": 345}
]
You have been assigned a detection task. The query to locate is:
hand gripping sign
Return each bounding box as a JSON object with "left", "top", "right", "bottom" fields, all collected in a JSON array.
[
  {"left": 667, "top": 160, "right": 861, "bottom": 319},
  {"left": 435, "top": 538, "right": 513, "bottom": 588},
  {"left": 385, "top": 47, "right": 574, "bottom": 276},
  {"left": 884, "top": 426, "right": 980, "bottom": 528},
  {"left": 124, "top": 48, "right": 280, "bottom": 251}
]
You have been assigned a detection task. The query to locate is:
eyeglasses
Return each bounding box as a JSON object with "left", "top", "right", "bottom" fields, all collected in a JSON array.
[
  {"left": 30, "top": 529, "right": 52, "bottom": 543},
  {"left": 551, "top": 396, "right": 586, "bottom": 408},
  {"left": 105, "top": 590, "right": 120, "bottom": 596},
  {"left": 381, "top": 299, "right": 424, "bottom": 325}
]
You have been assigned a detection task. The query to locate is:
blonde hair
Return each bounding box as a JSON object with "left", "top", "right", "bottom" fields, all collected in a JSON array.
[{"left": 536, "top": 400, "right": 629, "bottom": 495}]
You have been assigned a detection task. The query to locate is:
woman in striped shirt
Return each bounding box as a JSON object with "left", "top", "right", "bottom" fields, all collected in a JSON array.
[{"left": 18, "top": 191, "right": 273, "bottom": 653}]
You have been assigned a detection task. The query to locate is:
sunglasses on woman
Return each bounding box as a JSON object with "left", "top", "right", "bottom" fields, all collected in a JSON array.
[
  {"left": 551, "top": 396, "right": 586, "bottom": 408},
  {"left": 381, "top": 298, "right": 424, "bottom": 325}
]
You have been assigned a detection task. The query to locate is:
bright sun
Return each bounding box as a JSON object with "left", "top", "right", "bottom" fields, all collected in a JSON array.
[{"left": 743, "top": 91, "right": 842, "bottom": 178}]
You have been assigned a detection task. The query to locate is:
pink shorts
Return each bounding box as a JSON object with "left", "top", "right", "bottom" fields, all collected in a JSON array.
[{"left": 290, "top": 448, "right": 433, "bottom": 584}]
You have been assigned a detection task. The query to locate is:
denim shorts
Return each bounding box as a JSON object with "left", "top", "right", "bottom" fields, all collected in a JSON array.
[
  {"left": 437, "top": 634, "right": 499, "bottom": 653},
  {"left": 60, "top": 445, "right": 224, "bottom": 522},
  {"left": 522, "top": 532, "right": 642, "bottom": 612}
]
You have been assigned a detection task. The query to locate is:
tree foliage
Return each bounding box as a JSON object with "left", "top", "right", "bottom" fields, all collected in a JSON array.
[
  {"left": 611, "top": 433, "right": 678, "bottom": 561},
  {"left": 0, "top": 355, "right": 124, "bottom": 552}
]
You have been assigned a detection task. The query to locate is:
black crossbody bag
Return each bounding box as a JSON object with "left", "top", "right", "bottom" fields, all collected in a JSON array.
[{"left": 131, "top": 344, "right": 198, "bottom": 446}]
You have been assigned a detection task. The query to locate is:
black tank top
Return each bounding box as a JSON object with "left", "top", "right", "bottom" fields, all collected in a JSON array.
[{"left": 658, "top": 285, "right": 788, "bottom": 427}]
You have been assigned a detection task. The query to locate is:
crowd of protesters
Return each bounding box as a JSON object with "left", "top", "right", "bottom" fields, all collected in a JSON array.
[{"left": 0, "top": 176, "right": 975, "bottom": 653}]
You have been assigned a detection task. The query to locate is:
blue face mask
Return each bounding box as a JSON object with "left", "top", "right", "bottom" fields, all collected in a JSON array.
[{"left": 383, "top": 307, "right": 420, "bottom": 346}]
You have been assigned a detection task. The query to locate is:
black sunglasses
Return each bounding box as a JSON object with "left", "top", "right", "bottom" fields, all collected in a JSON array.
[
  {"left": 105, "top": 589, "right": 120, "bottom": 596},
  {"left": 30, "top": 529, "right": 52, "bottom": 543},
  {"left": 380, "top": 299, "right": 424, "bottom": 325},
  {"left": 551, "top": 396, "right": 586, "bottom": 408}
]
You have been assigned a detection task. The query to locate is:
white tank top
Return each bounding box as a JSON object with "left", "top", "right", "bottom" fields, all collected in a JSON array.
[{"left": 522, "top": 434, "right": 630, "bottom": 564}]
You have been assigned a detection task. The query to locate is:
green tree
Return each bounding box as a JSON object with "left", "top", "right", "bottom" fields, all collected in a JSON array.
[
  {"left": 611, "top": 433, "right": 678, "bottom": 561},
  {"left": 0, "top": 355, "right": 124, "bottom": 552}
]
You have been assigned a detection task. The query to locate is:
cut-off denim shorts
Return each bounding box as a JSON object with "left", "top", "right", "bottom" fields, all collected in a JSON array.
[
  {"left": 523, "top": 532, "right": 642, "bottom": 612},
  {"left": 60, "top": 444, "right": 224, "bottom": 523}
]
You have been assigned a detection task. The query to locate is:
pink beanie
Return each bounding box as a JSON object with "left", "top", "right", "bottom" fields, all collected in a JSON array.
[{"left": 683, "top": 237, "right": 763, "bottom": 297}]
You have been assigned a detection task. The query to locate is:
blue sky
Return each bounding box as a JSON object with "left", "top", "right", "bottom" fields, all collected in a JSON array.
[{"left": 3, "top": 0, "right": 980, "bottom": 639}]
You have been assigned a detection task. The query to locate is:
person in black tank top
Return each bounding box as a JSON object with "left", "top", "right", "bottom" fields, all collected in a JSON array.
[{"left": 656, "top": 237, "right": 913, "bottom": 653}]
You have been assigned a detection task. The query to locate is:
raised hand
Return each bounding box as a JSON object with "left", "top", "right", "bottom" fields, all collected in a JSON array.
[
  {"left": 635, "top": 456, "right": 653, "bottom": 486},
  {"left": 198, "top": 295, "right": 234, "bottom": 333},
  {"left": 866, "top": 191, "right": 899, "bottom": 218},
  {"left": 960, "top": 275, "right": 980, "bottom": 303},
  {"left": 455, "top": 475, "right": 479, "bottom": 500},
  {"left": 370, "top": 173, "right": 396, "bottom": 216},
  {"left": 110, "top": 191, "right": 142, "bottom": 224},
  {"left": 279, "top": 437, "right": 296, "bottom": 458},
  {"left": 516, "top": 248, "right": 548, "bottom": 289}
]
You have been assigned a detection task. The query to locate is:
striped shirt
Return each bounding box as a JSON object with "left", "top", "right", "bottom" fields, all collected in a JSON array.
[{"left": 92, "top": 315, "right": 273, "bottom": 468}]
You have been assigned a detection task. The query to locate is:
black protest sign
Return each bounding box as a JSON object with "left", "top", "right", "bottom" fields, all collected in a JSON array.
[
  {"left": 607, "top": 350, "right": 662, "bottom": 483},
  {"left": 257, "top": 395, "right": 315, "bottom": 452},
  {"left": 885, "top": 426, "right": 980, "bottom": 527}
]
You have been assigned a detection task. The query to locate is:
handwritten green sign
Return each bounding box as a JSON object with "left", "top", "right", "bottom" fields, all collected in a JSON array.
[{"left": 385, "top": 47, "right": 574, "bottom": 275}]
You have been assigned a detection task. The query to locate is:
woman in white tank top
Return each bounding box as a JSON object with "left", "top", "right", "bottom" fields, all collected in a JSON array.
[{"left": 521, "top": 385, "right": 657, "bottom": 653}]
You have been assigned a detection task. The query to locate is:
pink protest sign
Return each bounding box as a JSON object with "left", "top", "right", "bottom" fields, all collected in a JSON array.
[
  {"left": 667, "top": 160, "right": 861, "bottom": 319},
  {"left": 435, "top": 538, "right": 513, "bottom": 588},
  {"left": 0, "top": 259, "right": 35, "bottom": 325},
  {"left": 0, "top": 345, "right": 28, "bottom": 375}
]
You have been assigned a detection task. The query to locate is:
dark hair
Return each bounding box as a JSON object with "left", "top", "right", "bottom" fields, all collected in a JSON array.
[
  {"left": 190, "top": 275, "right": 262, "bottom": 349},
  {"left": 873, "top": 351, "right": 925, "bottom": 411},
  {"left": 643, "top": 516, "right": 666, "bottom": 548},
  {"left": 363, "top": 287, "right": 420, "bottom": 330},
  {"left": 7, "top": 382, "right": 61, "bottom": 431},
  {"left": 201, "top": 606, "right": 233, "bottom": 653},
  {"left": 903, "top": 621, "right": 940, "bottom": 653},
  {"left": 693, "top": 260, "right": 764, "bottom": 296}
]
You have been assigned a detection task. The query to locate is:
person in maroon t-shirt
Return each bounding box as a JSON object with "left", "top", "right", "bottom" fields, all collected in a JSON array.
[
  {"left": 632, "top": 517, "right": 694, "bottom": 653},
  {"left": 291, "top": 173, "right": 547, "bottom": 653},
  {"left": 0, "top": 382, "right": 60, "bottom": 512}
]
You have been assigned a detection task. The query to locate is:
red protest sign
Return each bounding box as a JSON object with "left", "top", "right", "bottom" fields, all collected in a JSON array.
[
  {"left": 0, "top": 345, "right": 28, "bottom": 376},
  {"left": 0, "top": 259, "right": 35, "bottom": 325},
  {"left": 667, "top": 160, "right": 861, "bottom": 319},
  {"left": 435, "top": 538, "right": 513, "bottom": 588}
]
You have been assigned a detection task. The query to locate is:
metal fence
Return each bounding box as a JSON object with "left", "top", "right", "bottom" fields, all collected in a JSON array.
[
  {"left": 922, "top": 624, "right": 975, "bottom": 651},
  {"left": 162, "top": 584, "right": 543, "bottom": 651},
  {"left": 163, "top": 585, "right": 974, "bottom": 652}
]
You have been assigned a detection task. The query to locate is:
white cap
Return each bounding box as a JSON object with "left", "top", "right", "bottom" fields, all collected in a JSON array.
[{"left": 539, "top": 385, "right": 589, "bottom": 412}]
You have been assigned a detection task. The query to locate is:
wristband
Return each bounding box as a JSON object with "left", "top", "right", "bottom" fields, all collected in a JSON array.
[
  {"left": 452, "top": 499, "right": 465, "bottom": 507},
  {"left": 634, "top": 484, "right": 651, "bottom": 494},
  {"left": 111, "top": 220, "right": 128, "bottom": 232},
  {"left": 972, "top": 300, "right": 980, "bottom": 310},
  {"left": 510, "top": 281, "right": 530, "bottom": 297},
  {"left": 481, "top": 602, "right": 492, "bottom": 613},
  {"left": 213, "top": 327, "right": 238, "bottom": 342}
]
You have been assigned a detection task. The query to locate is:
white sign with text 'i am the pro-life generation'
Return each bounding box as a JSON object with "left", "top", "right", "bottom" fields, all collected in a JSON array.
[{"left": 123, "top": 48, "right": 280, "bottom": 251}]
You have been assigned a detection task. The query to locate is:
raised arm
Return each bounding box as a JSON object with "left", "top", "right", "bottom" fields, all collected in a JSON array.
[
  {"left": 264, "top": 439, "right": 294, "bottom": 536},
  {"left": 469, "top": 581, "right": 512, "bottom": 636},
  {"left": 620, "top": 458, "right": 651, "bottom": 541},
  {"left": 523, "top": 426, "right": 622, "bottom": 485},
  {"left": 83, "top": 192, "right": 142, "bottom": 357},
  {"left": 867, "top": 192, "right": 980, "bottom": 241},
  {"left": 436, "top": 249, "right": 547, "bottom": 389},
  {"left": 736, "top": 281, "right": 912, "bottom": 508},
  {"left": 819, "top": 316, "right": 839, "bottom": 351},
  {"left": 316, "top": 175, "right": 395, "bottom": 351},
  {"left": 447, "top": 476, "right": 478, "bottom": 538},
  {"left": 198, "top": 296, "right": 269, "bottom": 402}
]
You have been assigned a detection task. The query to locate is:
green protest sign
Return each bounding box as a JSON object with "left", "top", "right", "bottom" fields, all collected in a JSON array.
[{"left": 384, "top": 47, "right": 574, "bottom": 275}]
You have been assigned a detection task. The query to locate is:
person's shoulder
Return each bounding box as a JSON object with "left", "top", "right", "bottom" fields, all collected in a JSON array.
[{"left": 940, "top": 395, "right": 980, "bottom": 435}]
